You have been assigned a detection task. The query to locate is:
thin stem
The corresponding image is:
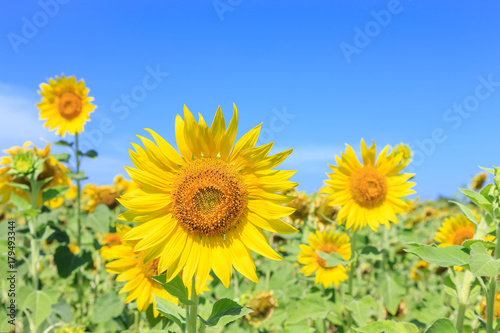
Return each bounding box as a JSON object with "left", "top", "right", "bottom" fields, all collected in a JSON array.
[
  {"left": 486, "top": 224, "right": 500, "bottom": 333},
  {"left": 133, "top": 311, "right": 140, "bottom": 333},
  {"left": 187, "top": 276, "right": 199, "bottom": 333},
  {"left": 28, "top": 173, "right": 39, "bottom": 291},
  {"left": 346, "top": 228, "right": 358, "bottom": 333},
  {"left": 75, "top": 133, "right": 85, "bottom": 320}
]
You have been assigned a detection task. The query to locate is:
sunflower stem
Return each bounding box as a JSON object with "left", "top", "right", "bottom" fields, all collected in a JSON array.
[
  {"left": 346, "top": 228, "right": 358, "bottom": 333},
  {"left": 74, "top": 132, "right": 85, "bottom": 320},
  {"left": 187, "top": 276, "right": 198, "bottom": 333},
  {"left": 486, "top": 223, "right": 500, "bottom": 333},
  {"left": 28, "top": 173, "right": 40, "bottom": 291}
]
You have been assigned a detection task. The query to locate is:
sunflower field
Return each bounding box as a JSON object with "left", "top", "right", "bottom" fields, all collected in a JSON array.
[{"left": 0, "top": 74, "right": 499, "bottom": 333}]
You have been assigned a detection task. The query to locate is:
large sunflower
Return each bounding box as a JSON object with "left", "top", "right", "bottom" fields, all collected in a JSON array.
[
  {"left": 119, "top": 105, "right": 297, "bottom": 294},
  {"left": 323, "top": 140, "right": 416, "bottom": 231},
  {"left": 0, "top": 141, "right": 70, "bottom": 205},
  {"left": 37, "top": 74, "right": 96, "bottom": 136},
  {"left": 434, "top": 213, "right": 478, "bottom": 246},
  {"left": 298, "top": 229, "right": 351, "bottom": 288}
]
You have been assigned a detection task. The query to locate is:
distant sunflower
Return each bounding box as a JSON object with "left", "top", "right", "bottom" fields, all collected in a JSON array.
[
  {"left": 37, "top": 74, "right": 96, "bottom": 136},
  {"left": 471, "top": 172, "right": 488, "bottom": 191},
  {"left": 101, "top": 224, "right": 131, "bottom": 261},
  {"left": 393, "top": 143, "right": 413, "bottom": 165},
  {"left": 298, "top": 229, "right": 351, "bottom": 288},
  {"left": 83, "top": 184, "right": 120, "bottom": 213},
  {"left": 0, "top": 141, "right": 70, "bottom": 205},
  {"left": 244, "top": 291, "right": 278, "bottom": 326},
  {"left": 103, "top": 225, "right": 177, "bottom": 316},
  {"left": 114, "top": 174, "right": 141, "bottom": 195},
  {"left": 409, "top": 260, "right": 429, "bottom": 281},
  {"left": 480, "top": 291, "right": 500, "bottom": 321},
  {"left": 434, "top": 213, "right": 477, "bottom": 246},
  {"left": 323, "top": 139, "right": 416, "bottom": 231},
  {"left": 119, "top": 105, "right": 297, "bottom": 294}
]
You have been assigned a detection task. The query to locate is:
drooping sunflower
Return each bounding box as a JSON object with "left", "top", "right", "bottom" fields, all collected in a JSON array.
[
  {"left": 297, "top": 229, "right": 351, "bottom": 288},
  {"left": 37, "top": 74, "right": 96, "bottom": 136},
  {"left": 322, "top": 139, "right": 416, "bottom": 231},
  {"left": 471, "top": 172, "right": 488, "bottom": 191},
  {"left": 119, "top": 105, "right": 297, "bottom": 294},
  {"left": 103, "top": 225, "right": 177, "bottom": 316},
  {"left": 434, "top": 213, "right": 478, "bottom": 246},
  {"left": 243, "top": 291, "right": 278, "bottom": 326},
  {"left": 0, "top": 141, "right": 70, "bottom": 205}
]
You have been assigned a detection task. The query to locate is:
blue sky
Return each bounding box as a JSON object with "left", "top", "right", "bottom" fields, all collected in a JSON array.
[{"left": 1, "top": 0, "right": 499, "bottom": 199}]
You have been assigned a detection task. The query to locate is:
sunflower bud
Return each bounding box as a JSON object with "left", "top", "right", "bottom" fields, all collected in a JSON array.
[{"left": 10, "top": 152, "right": 37, "bottom": 176}]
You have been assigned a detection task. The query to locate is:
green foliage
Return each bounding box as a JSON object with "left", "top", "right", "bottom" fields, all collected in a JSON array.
[
  {"left": 91, "top": 292, "right": 125, "bottom": 323},
  {"left": 405, "top": 243, "right": 470, "bottom": 267},
  {"left": 198, "top": 298, "right": 253, "bottom": 327},
  {"left": 469, "top": 242, "right": 500, "bottom": 277},
  {"left": 355, "top": 320, "right": 419, "bottom": 333},
  {"left": 424, "top": 318, "right": 458, "bottom": 333}
]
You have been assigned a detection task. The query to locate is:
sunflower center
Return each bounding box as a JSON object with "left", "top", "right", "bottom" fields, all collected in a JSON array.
[
  {"left": 57, "top": 92, "right": 82, "bottom": 120},
  {"left": 140, "top": 255, "right": 160, "bottom": 278},
  {"left": 349, "top": 166, "right": 388, "bottom": 208},
  {"left": 315, "top": 245, "right": 338, "bottom": 268},
  {"left": 171, "top": 158, "right": 248, "bottom": 237},
  {"left": 453, "top": 228, "right": 474, "bottom": 245}
]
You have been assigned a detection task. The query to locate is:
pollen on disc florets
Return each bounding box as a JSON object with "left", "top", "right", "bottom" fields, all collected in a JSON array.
[
  {"left": 349, "top": 166, "right": 388, "bottom": 208},
  {"left": 58, "top": 92, "right": 82, "bottom": 120},
  {"left": 171, "top": 157, "right": 248, "bottom": 237}
]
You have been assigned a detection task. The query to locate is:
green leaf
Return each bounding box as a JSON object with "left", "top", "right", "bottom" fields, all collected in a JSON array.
[
  {"left": 404, "top": 243, "right": 470, "bottom": 267},
  {"left": 198, "top": 298, "right": 253, "bottom": 327},
  {"left": 53, "top": 140, "right": 73, "bottom": 147},
  {"left": 25, "top": 290, "right": 58, "bottom": 327},
  {"left": 462, "top": 239, "right": 495, "bottom": 251},
  {"left": 450, "top": 201, "right": 478, "bottom": 224},
  {"left": 377, "top": 274, "right": 405, "bottom": 315},
  {"left": 9, "top": 192, "right": 30, "bottom": 211},
  {"left": 51, "top": 153, "right": 70, "bottom": 163},
  {"left": 316, "top": 250, "right": 352, "bottom": 267},
  {"left": 480, "top": 184, "right": 494, "bottom": 197},
  {"left": 286, "top": 293, "right": 331, "bottom": 324},
  {"left": 360, "top": 245, "right": 383, "bottom": 260},
  {"left": 355, "top": 320, "right": 419, "bottom": 333},
  {"left": 424, "top": 318, "right": 458, "bottom": 333},
  {"left": 7, "top": 182, "right": 30, "bottom": 192},
  {"left": 153, "top": 295, "right": 185, "bottom": 331},
  {"left": 459, "top": 188, "right": 494, "bottom": 216},
  {"left": 85, "top": 204, "right": 112, "bottom": 234},
  {"left": 83, "top": 150, "right": 98, "bottom": 159},
  {"left": 68, "top": 171, "right": 87, "bottom": 181},
  {"left": 53, "top": 246, "right": 92, "bottom": 278},
  {"left": 479, "top": 166, "right": 495, "bottom": 174},
  {"left": 91, "top": 292, "right": 124, "bottom": 323},
  {"left": 469, "top": 242, "right": 500, "bottom": 277},
  {"left": 151, "top": 274, "right": 194, "bottom": 305},
  {"left": 41, "top": 186, "right": 69, "bottom": 203},
  {"left": 345, "top": 295, "right": 378, "bottom": 327}
]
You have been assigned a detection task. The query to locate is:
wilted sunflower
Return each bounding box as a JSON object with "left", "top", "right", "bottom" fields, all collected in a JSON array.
[
  {"left": 119, "top": 105, "right": 297, "bottom": 294},
  {"left": 0, "top": 141, "right": 70, "bottom": 205},
  {"left": 471, "top": 172, "right": 488, "bottom": 191},
  {"left": 83, "top": 184, "right": 120, "bottom": 213},
  {"left": 323, "top": 139, "right": 416, "bottom": 231},
  {"left": 243, "top": 291, "right": 278, "bottom": 326},
  {"left": 103, "top": 225, "right": 178, "bottom": 316},
  {"left": 37, "top": 74, "right": 96, "bottom": 136},
  {"left": 298, "top": 229, "right": 351, "bottom": 288}
]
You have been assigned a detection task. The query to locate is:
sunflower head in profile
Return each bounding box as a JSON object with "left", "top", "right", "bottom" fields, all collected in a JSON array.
[
  {"left": 322, "top": 139, "right": 416, "bottom": 231},
  {"left": 37, "top": 74, "right": 96, "bottom": 137},
  {"left": 0, "top": 141, "right": 70, "bottom": 205},
  {"left": 471, "top": 172, "right": 488, "bottom": 191},
  {"left": 83, "top": 184, "right": 120, "bottom": 213},
  {"left": 119, "top": 105, "right": 297, "bottom": 294},
  {"left": 434, "top": 213, "right": 478, "bottom": 247},
  {"left": 297, "top": 229, "right": 351, "bottom": 288},
  {"left": 243, "top": 291, "right": 278, "bottom": 326}
]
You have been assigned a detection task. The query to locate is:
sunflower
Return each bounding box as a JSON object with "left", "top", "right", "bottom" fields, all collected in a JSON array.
[
  {"left": 83, "top": 184, "right": 120, "bottom": 213},
  {"left": 103, "top": 225, "right": 177, "bottom": 316},
  {"left": 119, "top": 105, "right": 297, "bottom": 294},
  {"left": 322, "top": 139, "right": 416, "bottom": 231},
  {"left": 298, "top": 229, "right": 351, "bottom": 288},
  {"left": 243, "top": 291, "right": 278, "bottom": 326},
  {"left": 434, "top": 213, "right": 492, "bottom": 246},
  {"left": 101, "top": 224, "right": 131, "bottom": 261},
  {"left": 471, "top": 172, "right": 488, "bottom": 191},
  {"left": 314, "top": 194, "right": 340, "bottom": 230},
  {"left": 114, "top": 174, "right": 141, "bottom": 195},
  {"left": 0, "top": 141, "right": 70, "bottom": 205},
  {"left": 480, "top": 292, "right": 500, "bottom": 322},
  {"left": 409, "top": 260, "right": 429, "bottom": 281},
  {"left": 393, "top": 143, "right": 413, "bottom": 165},
  {"left": 37, "top": 74, "right": 96, "bottom": 136},
  {"left": 285, "top": 190, "right": 311, "bottom": 223}
]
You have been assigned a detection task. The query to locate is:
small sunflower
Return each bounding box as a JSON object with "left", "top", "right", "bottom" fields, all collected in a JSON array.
[
  {"left": 393, "top": 143, "right": 413, "bottom": 165},
  {"left": 314, "top": 194, "right": 340, "bottom": 230},
  {"left": 119, "top": 105, "right": 297, "bottom": 294},
  {"left": 409, "top": 260, "right": 429, "bottom": 281},
  {"left": 101, "top": 224, "right": 131, "bottom": 261},
  {"left": 285, "top": 190, "right": 311, "bottom": 223},
  {"left": 434, "top": 213, "right": 477, "bottom": 247},
  {"left": 37, "top": 74, "right": 96, "bottom": 136},
  {"left": 103, "top": 225, "right": 177, "bottom": 316},
  {"left": 243, "top": 291, "right": 278, "bottom": 326},
  {"left": 471, "top": 172, "right": 488, "bottom": 191},
  {"left": 83, "top": 184, "right": 120, "bottom": 213},
  {"left": 323, "top": 139, "right": 416, "bottom": 231},
  {"left": 298, "top": 229, "right": 351, "bottom": 288},
  {"left": 0, "top": 141, "right": 70, "bottom": 205},
  {"left": 114, "top": 174, "right": 141, "bottom": 195}
]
